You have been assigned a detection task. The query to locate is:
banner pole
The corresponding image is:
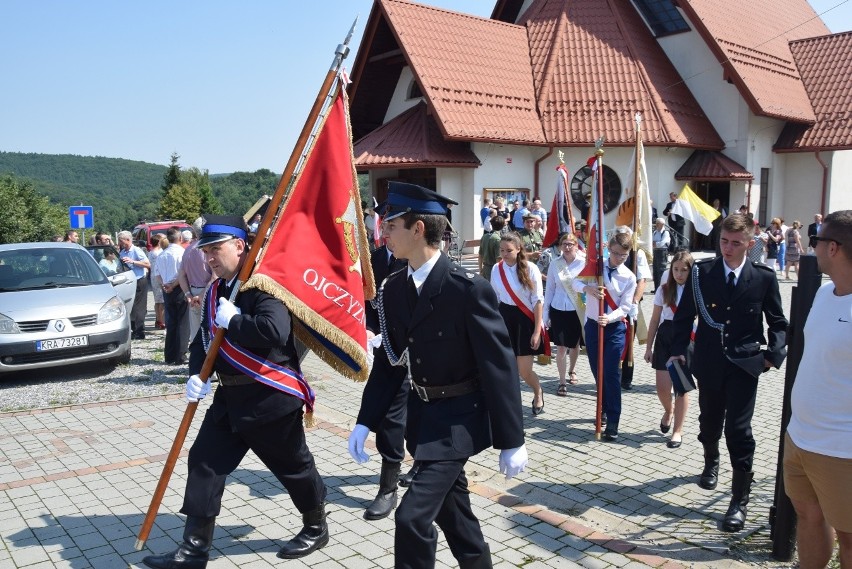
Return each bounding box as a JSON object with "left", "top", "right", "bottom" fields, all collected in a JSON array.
[
  {"left": 135, "top": 18, "right": 358, "bottom": 551},
  {"left": 624, "top": 114, "right": 642, "bottom": 378},
  {"left": 594, "top": 142, "right": 605, "bottom": 440}
]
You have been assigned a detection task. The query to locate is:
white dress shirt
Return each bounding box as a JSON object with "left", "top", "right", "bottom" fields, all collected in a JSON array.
[
  {"left": 490, "top": 260, "right": 544, "bottom": 311},
  {"left": 543, "top": 254, "right": 586, "bottom": 322},
  {"left": 155, "top": 243, "right": 185, "bottom": 285},
  {"left": 577, "top": 263, "right": 636, "bottom": 324}
]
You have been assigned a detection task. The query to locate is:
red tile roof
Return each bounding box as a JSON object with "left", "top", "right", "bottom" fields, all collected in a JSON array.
[
  {"left": 775, "top": 31, "right": 852, "bottom": 152},
  {"left": 353, "top": 101, "right": 481, "bottom": 168},
  {"left": 674, "top": 150, "right": 753, "bottom": 180},
  {"left": 377, "top": 0, "right": 547, "bottom": 144},
  {"left": 521, "top": 0, "right": 723, "bottom": 148},
  {"left": 678, "top": 0, "right": 829, "bottom": 123}
]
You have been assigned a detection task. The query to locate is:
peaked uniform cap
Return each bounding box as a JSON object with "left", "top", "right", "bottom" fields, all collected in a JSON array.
[
  {"left": 197, "top": 215, "right": 248, "bottom": 247},
  {"left": 382, "top": 181, "right": 458, "bottom": 221}
]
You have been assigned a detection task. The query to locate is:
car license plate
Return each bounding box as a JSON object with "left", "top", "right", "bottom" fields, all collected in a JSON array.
[{"left": 36, "top": 336, "right": 89, "bottom": 351}]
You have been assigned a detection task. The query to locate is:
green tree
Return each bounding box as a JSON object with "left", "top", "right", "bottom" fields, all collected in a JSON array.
[
  {"left": 161, "top": 152, "right": 181, "bottom": 200},
  {"left": 183, "top": 167, "right": 222, "bottom": 215},
  {"left": 0, "top": 175, "right": 67, "bottom": 244},
  {"left": 159, "top": 180, "right": 201, "bottom": 222}
]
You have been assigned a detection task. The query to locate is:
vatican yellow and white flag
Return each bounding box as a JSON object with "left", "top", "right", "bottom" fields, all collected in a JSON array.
[{"left": 671, "top": 183, "right": 720, "bottom": 235}]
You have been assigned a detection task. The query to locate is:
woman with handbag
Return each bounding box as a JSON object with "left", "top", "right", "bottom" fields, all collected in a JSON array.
[
  {"left": 543, "top": 232, "right": 586, "bottom": 396},
  {"left": 491, "top": 232, "right": 548, "bottom": 415},
  {"left": 643, "top": 251, "right": 694, "bottom": 448}
]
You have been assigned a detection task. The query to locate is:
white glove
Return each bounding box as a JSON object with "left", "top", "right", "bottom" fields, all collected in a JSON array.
[
  {"left": 185, "top": 374, "right": 212, "bottom": 403},
  {"left": 628, "top": 303, "right": 639, "bottom": 320},
  {"left": 214, "top": 298, "right": 241, "bottom": 329},
  {"left": 365, "top": 334, "right": 383, "bottom": 370},
  {"left": 499, "top": 444, "right": 528, "bottom": 480},
  {"left": 348, "top": 424, "right": 371, "bottom": 464},
  {"left": 368, "top": 334, "right": 383, "bottom": 351}
]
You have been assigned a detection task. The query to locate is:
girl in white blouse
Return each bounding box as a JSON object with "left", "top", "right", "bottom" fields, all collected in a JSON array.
[
  {"left": 543, "top": 232, "right": 586, "bottom": 395},
  {"left": 644, "top": 251, "right": 694, "bottom": 448},
  {"left": 491, "top": 233, "right": 546, "bottom": 415}
]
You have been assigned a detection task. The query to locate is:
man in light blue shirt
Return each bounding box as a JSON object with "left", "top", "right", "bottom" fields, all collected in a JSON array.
[
  {"left": 118, "top": 230, "right": 151, "bottom": 340},
  {"left": 512, "top": 199, "right": 530, "bottom": 230}
]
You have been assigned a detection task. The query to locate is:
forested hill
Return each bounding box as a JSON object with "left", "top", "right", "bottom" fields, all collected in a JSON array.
[{"left": 0, "top": 151, "right": 279, "bottom": 233}]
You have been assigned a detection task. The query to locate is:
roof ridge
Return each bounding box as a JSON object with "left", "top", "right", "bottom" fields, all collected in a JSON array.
[
  {"left": 380, "top": 0, "right": 523, "bottom": 30},
  {"left": 789, "top": 29, "right": 852, "bottom": 45}
]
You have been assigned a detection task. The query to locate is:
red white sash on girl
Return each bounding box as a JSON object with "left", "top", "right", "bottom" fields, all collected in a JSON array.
[
  {"left": 206, "top": 280, "right": 315, "bottom": 414},
  {"left": 497, "top": 261, "right": 551, "bottom": 356}
]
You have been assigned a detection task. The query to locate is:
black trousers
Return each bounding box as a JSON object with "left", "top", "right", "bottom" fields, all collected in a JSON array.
[
  {"left": 697, "top": 361, "right": 759, "bottom": 472},
  {"left": 130, "top": 277, "right": 147, "bottom": 338},
  {"left": 182, "top": 404, "right": 326, "bottom": 518},
  {"left": 163, "top": 288, "right": 188, "bottom": 364},
  {"left": 394, "top": 459, "right": 488, "bottom": 569},
  {"left": 376, "top": 376, "right": 410, "bottom": 462}
]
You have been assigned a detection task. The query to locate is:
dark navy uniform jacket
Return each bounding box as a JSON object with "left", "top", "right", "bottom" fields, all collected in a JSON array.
[
  {"left": 189, "top": 280, "right": 303, "bottom": 431},
  {"left": 366, "top": 245, "right": 407, "bottom": 334},
  {"left": 670, "top": 258, "right": 787, "bottom": 386},
  {"left": 357, "top": 253, "right": 525, "bottom": 461}
]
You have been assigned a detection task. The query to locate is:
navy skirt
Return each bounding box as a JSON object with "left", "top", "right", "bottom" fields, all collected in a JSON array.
[{"left": 499, "top": 303, "right": 546, "bottom": 357}]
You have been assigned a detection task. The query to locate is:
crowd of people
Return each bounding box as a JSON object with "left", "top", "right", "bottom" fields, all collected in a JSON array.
[{"left": 66, "top": 193, "right": 842, "bottom": 568}]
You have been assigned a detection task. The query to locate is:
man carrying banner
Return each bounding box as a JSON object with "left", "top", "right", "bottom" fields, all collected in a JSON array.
[
  {"left": 348, "top": 182, "right": 528, "bottom": 569},
  {"left": 142, "top": 215, "right": 328, "bottom": 569},
  {"left": 669, "top": 213, "right": 787, "bottom": 533}
]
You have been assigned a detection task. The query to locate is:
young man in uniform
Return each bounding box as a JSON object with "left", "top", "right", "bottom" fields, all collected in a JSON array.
[
  {"left": 348, "top": 182, "right": 528, "bottom": 569},
  {"left": 359, "top": 227, "right": 411, "bottom": 520},
  {"left": 143, "top": 215, "right": 328, "bottom": 569},
  {"left": 670, "top": 214, "right": 787, "bottom": 532}
]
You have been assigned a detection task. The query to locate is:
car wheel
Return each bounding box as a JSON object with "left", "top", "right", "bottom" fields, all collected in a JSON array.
[{"left": 112, "top": 347, "right": 131, "bottom": 366}]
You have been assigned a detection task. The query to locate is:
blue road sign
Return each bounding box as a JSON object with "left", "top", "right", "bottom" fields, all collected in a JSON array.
[{"left": 69, "top": 206, "right": 94, "bottom": 229}]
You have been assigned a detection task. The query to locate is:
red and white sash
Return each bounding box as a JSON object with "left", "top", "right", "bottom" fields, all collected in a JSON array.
[
  {"left": 206, "top": 280, "right": 315, "bottom": 414},
  {"left": 498, "top": 262, "right": 551, "bottom": 356}
]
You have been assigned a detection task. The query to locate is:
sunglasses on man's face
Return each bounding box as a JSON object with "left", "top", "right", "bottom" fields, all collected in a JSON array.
[{"left": 813, "top": 236, "right": 842, "bottom": 246}]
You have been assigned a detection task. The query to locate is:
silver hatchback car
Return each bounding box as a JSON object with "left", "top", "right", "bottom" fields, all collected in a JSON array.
[{"left": 0, "top": 242, "right": 133, "bottom": 375}]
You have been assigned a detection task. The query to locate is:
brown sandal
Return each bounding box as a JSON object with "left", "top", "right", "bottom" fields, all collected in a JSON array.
[
  {"left": 568, "top": 371, "right": 578, "bottom": 385},
  {"left": 556, "top": 384, "right": 569, "bottom": 397}
]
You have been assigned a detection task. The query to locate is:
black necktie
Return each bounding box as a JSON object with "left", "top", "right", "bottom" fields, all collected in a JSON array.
[
  {"left": 727, "top": 271, "right": 736, "bottom": 293},
  {"left": 388, "top": 254, "right": 396, "bottom": 269},
  {"left": 407, "top": 275, "right": 419, "bottom": 311}
]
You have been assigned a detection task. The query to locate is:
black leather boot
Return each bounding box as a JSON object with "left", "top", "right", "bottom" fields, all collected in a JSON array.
[
  {"left": 699, "top": 444, "right": 720, "bottom": 490},
  {"left": 142, "top": 515, "right": 215, "bottom": 569},
  {"left": 398, "top": 461, "right": 419, "bottom": 488},
  {"left": 277, "top": 503, "right": 329, "bottom": 559},
  {"left": 459, "top": 545, "right": 492, "bottom": 569},
  {"left": 722, "top": 470, "right": 754, "bottom": 532},
  {"left": 364, "top": 461, "right": 400, "bottom": 520}
]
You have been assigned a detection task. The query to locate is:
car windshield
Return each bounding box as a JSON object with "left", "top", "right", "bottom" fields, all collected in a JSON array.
[{"left": 0, "top": 247, "right": 109, "bottom": 292}]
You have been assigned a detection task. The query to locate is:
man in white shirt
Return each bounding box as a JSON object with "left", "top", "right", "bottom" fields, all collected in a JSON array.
[
  {"left": 155, "top": 227, "right": 188, "bottom": 365},
  {"left": 653, "top": 218, "right": 671, "bottom": 250},
  {"left": 784, "top": 210, "right": 852, "bottom": 569}
]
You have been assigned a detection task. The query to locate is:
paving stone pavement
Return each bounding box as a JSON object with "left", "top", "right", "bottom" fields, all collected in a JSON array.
[{"left": 0, "top": 277, "right": 809, "bottom": 568}]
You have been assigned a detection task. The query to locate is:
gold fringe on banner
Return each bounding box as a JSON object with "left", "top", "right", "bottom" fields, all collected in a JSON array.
[{"left": 241, "top": 275, "right": 369, "bottom": 382}]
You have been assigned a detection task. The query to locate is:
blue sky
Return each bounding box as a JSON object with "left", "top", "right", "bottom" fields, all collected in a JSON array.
[{"left": 1, "top": 0, "right": 849, "bottom": 175}]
